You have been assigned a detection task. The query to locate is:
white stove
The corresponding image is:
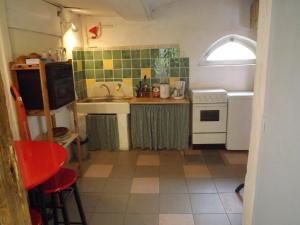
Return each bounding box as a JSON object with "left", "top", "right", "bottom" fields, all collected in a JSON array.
[{"left": 191, "top": 89, "right": 228, "bottom": 144}]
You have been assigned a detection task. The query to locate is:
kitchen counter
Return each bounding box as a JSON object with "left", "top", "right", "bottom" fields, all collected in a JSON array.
[{"left": 128, "top": 97, "right": 190, "bottom": 105}]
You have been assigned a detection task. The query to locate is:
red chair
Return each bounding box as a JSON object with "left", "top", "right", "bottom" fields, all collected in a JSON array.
[
  {"left": 30, "top": 209, "right": 42, "bottom": 225},
  {"left": 43, "top": 168, "right": 87, "bottom": 225}
]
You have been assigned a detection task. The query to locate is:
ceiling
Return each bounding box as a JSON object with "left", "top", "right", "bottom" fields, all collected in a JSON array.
[{"left": 44, "top": 0, "right": 179, "bottom": 20}]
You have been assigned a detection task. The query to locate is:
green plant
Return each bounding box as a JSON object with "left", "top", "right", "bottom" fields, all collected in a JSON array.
[{"left": 153, "top": 49, "right": 170, "bottom": 84}]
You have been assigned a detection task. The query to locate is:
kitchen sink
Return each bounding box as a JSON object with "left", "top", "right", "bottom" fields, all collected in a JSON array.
[
  {"left": 77, "top": 96, "right": 131, "bottom": 150},
  {"left": 77, "top": 96, "right": 130, "bottom": 114},
  {"left": 79, "top": 97, "right": 126, "bottom": 103}
]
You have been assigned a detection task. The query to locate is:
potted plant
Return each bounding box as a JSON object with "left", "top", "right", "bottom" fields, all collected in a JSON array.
[{"left": 153, "top": 51, "right": 170, "bottom": 99}]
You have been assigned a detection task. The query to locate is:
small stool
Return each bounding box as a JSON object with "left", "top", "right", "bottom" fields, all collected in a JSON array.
[
  {"left": 43, "top": 168, "right": 87, "bottom": 225},
  {"left": 30, "top": 209, "right": 42, "bottom": 225}
]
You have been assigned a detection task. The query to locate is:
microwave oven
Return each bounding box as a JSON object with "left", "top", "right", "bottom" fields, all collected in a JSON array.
[{"left": 17, "top": 62, "right": 75, "bottom": 110}]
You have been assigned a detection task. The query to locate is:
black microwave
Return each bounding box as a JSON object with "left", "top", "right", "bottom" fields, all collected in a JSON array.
[{"left": 17, "top": 62, "right": 75, "bottom": 110}]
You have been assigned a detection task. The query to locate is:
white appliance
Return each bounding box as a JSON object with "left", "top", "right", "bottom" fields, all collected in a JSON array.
[
  {"left": 226, "top": 92, "right": 253, "bottom": 150},
  {"left": 191, "top": 89, "right": 228, "bottom": 144}
]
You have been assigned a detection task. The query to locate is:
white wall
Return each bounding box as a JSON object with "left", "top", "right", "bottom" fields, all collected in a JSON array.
[
  {"left": 244, "top": 1, "right": 300, "bottom": 224},
  {"left": 82, "top": 0, "right": 255, "bottom": 91},
  {"left": 5, "top": 0, "right": 84, "bottom": 139}
]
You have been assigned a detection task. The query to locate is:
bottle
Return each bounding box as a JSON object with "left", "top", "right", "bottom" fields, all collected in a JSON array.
[{"left": 152, "top": 83, "right": 160, "bottom": 97}]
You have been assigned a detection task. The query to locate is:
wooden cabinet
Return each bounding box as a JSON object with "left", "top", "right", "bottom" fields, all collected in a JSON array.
[{"left": 10, "top": 61, "right": 82, "bottom": 175}]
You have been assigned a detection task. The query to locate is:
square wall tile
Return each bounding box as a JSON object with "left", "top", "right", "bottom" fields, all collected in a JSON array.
[
  {"left": 77, "top": 60, "right": 82, "bottom": 71},
  {"left": 132, "top": 69, "right": 141, "bottom": 79},
  {"left": 112, "top": 50, "right": 121, "bottom": 59},
  {"left": 180, "top": 58, "right": 189, "bottom": 67},
  {"left": 131, "top": 177, "right": 159, "bottom": 193},
  {"left": 85, "top": 70, "right": 95, "bottom": 79},
  {"left": 103, "top": 59, "right": 113, "bottom": 70},
  {"left": 122, "top": 59, "right": 132, "bottom": 68},
  {"left": 113, "top": 69, "right": 123, "bottom": 79},
  {"left": 141, "top": 49, "right": 150, "bottom": 58},
  {"left": 137, "top": 155, "right": 160, "bottom": 166},
  {"left": 151, "top": 49, "right": 159, "bottom": 58},
  {"left": 122, "top": 50, "right": 131, "bottom": 59},
  {"left": 93, "top": 51, "right": 103, "bottom": 60},
  {"left": 141, "top": 68, "right": 151, "bottom": 79},
  {"left": 113, "top": 59, "right": 122, "bottom": 69},
  {"left": 132, "top": 59, "right": 141, "bottom": 68},
  {"left": 85, "top": 60, "right": 95, "bottom": 70},
  {"left": 84, "top": 51, "right": 93, "bottom": 60},
  {"left": 131, "top": 50, "right": 141, "bottom": 59},
  {"left": 104, "top": 70, "right": 113, "bottom": 79},
  {"left": 103, "top": 50, "right": 112, "bottom": 59},
  {"left": 95, "top": 60, "right": 103, "bottom": 69},
  {"left": 95, "top": 69, "right": 104, "bottom": 80},
  {"left": 123, "top": 69, "right": 132, "bottom": 78},
  {"left": 72, "top": 51, "right": 77, "bottom": 60},
  {"left": 170, "top": 58, "right": 179, "bottom": 67},
  {"left": 170, "top": 68, "right": 180, "bottom": 77},
  {"left": 141, "top": 59, "right": 151, "bottom": 68},
  {"left": 159, "top": 214, "right": 194, "bottom": 225},
  {"left": 86, "top": 79, "right": 96, "bottom": 90},
  {"left": 84, "top": 164, "right": 113, "bottom": 178},
  {"left": 123, "top": 78, "right": 133, "bottom": 87}
]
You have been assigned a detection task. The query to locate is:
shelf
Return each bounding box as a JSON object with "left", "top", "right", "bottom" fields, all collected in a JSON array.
[
  {"left": 11, "top": 64, "right": 40, "bottom": 71},
  {"left": 35, "top": 132, "right": 79, "bottom": 148},
  {"left": 26, "top": 102, "right": 73, "bottom": 116}
]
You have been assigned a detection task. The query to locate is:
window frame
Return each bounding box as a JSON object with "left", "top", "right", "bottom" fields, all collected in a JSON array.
[{"left": 201, "top": 34, "right": 257, "bottom": 66}]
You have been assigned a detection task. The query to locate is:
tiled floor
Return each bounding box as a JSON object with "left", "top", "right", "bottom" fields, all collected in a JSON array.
[{"left": 64, "top": 149, "right": 247, "bottom": 225}]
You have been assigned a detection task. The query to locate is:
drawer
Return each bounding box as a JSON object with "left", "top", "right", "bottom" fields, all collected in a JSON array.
[{"left": 192, "top": 133, "right": 226, "bottom": 144}]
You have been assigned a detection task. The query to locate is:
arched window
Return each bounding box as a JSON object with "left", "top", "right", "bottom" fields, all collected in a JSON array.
[{"left": 202, "top": 35, "right": 257, "bottom": 65}]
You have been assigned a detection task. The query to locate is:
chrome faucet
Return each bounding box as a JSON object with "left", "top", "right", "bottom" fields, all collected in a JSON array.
[{"left": 99, "top": 84, "right": 111, "bottom": 97}]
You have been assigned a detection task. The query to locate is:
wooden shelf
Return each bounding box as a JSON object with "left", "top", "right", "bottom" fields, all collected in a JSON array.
[
  {"left": 11, "top": 64, "right": 40, "bottom": 71},
  {"left": 35, "top": 132, "right": 79, "bottom": 148},
  {"left": 26, "top": 102, "right": 73, "bottom": 116},
  {"left": 10, "top": 61, "right": 83, "bottom": 176}
]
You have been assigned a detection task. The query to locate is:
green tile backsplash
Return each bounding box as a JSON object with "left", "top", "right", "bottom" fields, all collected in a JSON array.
[{"left": 72, "top": 46, "right": 189, "bottom": 98}]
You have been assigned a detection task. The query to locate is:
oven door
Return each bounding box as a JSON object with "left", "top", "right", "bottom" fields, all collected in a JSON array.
[{"left": 192, "top": 103, "right": 227, "bottom": 133}]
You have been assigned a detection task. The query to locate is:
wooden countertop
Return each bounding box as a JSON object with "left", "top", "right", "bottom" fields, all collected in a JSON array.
[{"left": 128, "top": 97, "right": 190, "bottom": 105}]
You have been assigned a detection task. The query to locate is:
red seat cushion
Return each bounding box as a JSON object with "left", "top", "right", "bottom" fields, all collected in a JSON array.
[
  {"left": 30, "top": 209, "right": 42, "bottom": 225},
  {"left": 43, "top": 168, "right": 77, "bottom": 193}
]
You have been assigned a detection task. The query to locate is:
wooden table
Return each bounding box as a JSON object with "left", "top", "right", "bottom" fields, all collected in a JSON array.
[{"left": 14, "top": 141, "right": 67, "bottom": 190}]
